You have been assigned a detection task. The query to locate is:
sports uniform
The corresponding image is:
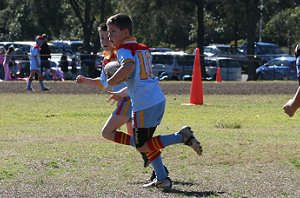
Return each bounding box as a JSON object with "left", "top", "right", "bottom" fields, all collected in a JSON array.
[
  {"left": 114, "top": 37, "right": 202, "bottom": 190},
  {"left": 107, "top": 13, "right": 202, "bottom": 191},
  {"left": 26, "top": 36, "right": 49, "bottom": 91},
  {"left": 97, "top": 50, "right": 132, "bottom": 119}
]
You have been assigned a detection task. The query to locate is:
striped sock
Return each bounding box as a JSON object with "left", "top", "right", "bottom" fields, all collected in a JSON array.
[
  {"left": 147, "top": 136, "right": 165, "bottom": 151},
  {"left": 114, "top": 132, "right": 135, "bottom": 146}
]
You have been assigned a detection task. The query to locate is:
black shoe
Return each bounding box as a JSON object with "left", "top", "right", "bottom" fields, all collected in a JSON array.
[
  {"left": 41, "top": 87, "right": 50, "bottom": 91},
  {"left": 146, "top": 165, "right": 169, "bottom": 183}
]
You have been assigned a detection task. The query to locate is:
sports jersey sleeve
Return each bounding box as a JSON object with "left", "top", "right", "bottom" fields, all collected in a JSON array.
[
  {"left": 97, "top": 70, "right": 108, "bottom": 91},
  {"left": 117, "top": 48, "right": 134, "bottom": 64}
]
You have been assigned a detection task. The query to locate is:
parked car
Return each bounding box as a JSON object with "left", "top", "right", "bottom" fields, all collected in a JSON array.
[
  {"left": 204, "top": 44, "right": 248, "bottom": 72},
  {"left": 239, "top": 42, "right": 288, "bottom": 65},
  {"left": 50, "top": 40, "right": 83, "bottom": 54},
  {"left": 256, "top": 56, "right": 297, "bottom": 80},
  {"left": 204, "top": 57, "right": 242, "bottom": 81},
  {"left": 150, "top": 48, "right": 172, "bottom": 53},
  {"left": 14, "top": 59, "right": 57, "bottom": 78},
  {"left": 151, "top": 52, "right": 194, "bottom": 80}
]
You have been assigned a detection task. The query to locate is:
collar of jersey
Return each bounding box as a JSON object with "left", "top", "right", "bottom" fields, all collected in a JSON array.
[
  {"left": 117, "top": 37, "right": 137, "bottom": 48},
  {"left": 103, "top": 49, "right": 116, "bottom": 59}
]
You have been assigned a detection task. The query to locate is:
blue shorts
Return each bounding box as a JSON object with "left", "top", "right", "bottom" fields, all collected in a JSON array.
[
  {"left": 132, "top": 101, "right": 165, "bottom": 128},
  {"left": 112, "top": 96, "right": 132, "bottom": 118}
]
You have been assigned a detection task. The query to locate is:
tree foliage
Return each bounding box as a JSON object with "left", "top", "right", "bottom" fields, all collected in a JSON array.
[{"left": 0, "top": 0, "right": 299, "bottom": 55}]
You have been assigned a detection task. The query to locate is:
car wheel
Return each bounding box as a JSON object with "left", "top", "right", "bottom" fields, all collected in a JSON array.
[{"left": 257, "top": 73, "right": 264, "bottom": 80}]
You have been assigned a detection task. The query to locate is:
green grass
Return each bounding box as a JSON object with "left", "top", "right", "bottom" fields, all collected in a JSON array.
[{"left": 0, "top": 93, "right": 300, "bottom": 197}]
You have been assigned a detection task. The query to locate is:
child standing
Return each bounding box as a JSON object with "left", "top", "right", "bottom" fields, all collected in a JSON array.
[
  {"left": 26, "top": 35, "right": 50, "bottom": 91},
  {"left": 106, "top": 13, "right": 202, "bottom": 191},
  {"left": 283, "top": 43, "right": 300, "bottom": 117}
]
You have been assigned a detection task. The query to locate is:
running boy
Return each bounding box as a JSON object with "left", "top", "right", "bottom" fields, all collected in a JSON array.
[
  {"left": 76, "top": 23, "right": 149, "bottom": 166},
  {"left": 106, "top": 13, "right": 202, "bottom": 191},
  {"left": 283, "top": 43, "right": 300, "bottom": 117}
]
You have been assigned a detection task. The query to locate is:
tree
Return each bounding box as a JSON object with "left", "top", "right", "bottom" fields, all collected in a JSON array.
[
  {"left": 264, "top": 6, "right": 300, "bottom": 53},
  {"left": 66, "top": 0, "right": 96, "bottom": 52},
  {"left": 244, "top": 0, "right": 260, "bottom": 81}
]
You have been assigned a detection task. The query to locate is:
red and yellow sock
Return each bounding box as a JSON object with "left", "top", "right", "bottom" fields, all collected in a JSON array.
[
  {"left": 147, "top": 136, "right": 164, "bottom": 151},
  {"left": 113, "top": 131, "right": 131, "bottom": 145},
  {"left": 146, "top": 150, "right": 161, "bottom": 162}
]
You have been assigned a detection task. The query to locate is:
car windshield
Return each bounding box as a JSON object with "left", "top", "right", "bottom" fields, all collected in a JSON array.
[
  {"left": 257, "top": 46, "right": 282, "bottom": 55},
  {"left": 280, "top": 60, "right": 294, "bottom": 67},
  {"left": 152, "top": 55, "right": 173, "bottom": 65},
  {"left": 219, "top": 59, "right": 240, "bottom": 68},
  {"left": 176, "top": 55, "right": 194, "bottom": 66}
]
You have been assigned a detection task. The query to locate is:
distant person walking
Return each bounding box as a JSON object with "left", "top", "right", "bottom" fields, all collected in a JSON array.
[
  {"left": 26, "top": 35, "right": 50, "bottom": 91},
  {"left": 0, "top": 46, "right": 5, "bottom": 80},
  {"left": 40, "top": 34, "right": 51, "bottom": 74},
  {"left": 3, "top": 46, "right": 15, "bottom": 81}
]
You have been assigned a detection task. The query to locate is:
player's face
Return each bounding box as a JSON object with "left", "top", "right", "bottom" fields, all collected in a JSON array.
[
  {"left": 99, "top": 30, "right": 113, "bottom": 51},
  {"left": 107, "top": 24, "right": 129, "bottom": 47}
]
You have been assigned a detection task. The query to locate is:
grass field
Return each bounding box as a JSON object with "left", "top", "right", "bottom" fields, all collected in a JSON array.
[{"left": 0, "top": 85, "right": 300, "bottom": 197}]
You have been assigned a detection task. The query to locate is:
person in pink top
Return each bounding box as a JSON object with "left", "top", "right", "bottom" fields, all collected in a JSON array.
[
  {"left": 0, "top": 46, "right": 5, "bottom": 80},
  {"left": 3, "top": 46, "right": 15, "bottom": 81}
]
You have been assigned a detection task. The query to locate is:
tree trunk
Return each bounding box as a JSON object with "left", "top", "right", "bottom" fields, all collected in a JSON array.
[
  {"left": 246, "top": 0, "right": 260, "bottom": 81},
  {"left": 196, "top": 0, "right": 207, "bottom": 78}
]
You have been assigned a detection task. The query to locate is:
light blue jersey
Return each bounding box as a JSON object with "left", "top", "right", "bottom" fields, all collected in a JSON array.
[
  {"left": 30, "top": 44, "right": 41, "bottom": 70},
  {"left": 116, "top": 37, "right": 165, "bottom": 112},
  {"left": 99, "top": 69, "right": 126, "bottom": 92}
]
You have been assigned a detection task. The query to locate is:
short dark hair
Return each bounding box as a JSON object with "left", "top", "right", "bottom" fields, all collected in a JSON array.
[
  {"left": 98, "top": 23, "right": 107, "bottom": 32},
  {"left": 106, "top": 13, "right": 132, "bottom": 35}
]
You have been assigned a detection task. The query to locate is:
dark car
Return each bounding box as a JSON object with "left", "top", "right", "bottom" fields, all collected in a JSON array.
[{"left": 256, "top": 56, "right": 297, "bottom": 80}]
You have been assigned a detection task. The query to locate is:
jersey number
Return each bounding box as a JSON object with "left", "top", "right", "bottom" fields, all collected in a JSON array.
[{"left": 137, "top": 51, "right": 154, "bottom": 80}]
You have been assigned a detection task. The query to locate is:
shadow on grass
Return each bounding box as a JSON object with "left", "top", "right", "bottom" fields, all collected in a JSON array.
[
  {"left": 133, "top": 180, "right": 225, "bottom": 197},
  {"left": 169, "top": 181, "right": 224, "bottom": 197}
]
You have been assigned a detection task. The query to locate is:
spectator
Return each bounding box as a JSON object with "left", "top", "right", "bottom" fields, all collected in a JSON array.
[
  {"left": 40, "top": 34, "right": 51, "bottom": 74},
  {"left": 50, "top": 67, "right": 64, "bottom": 81},
  {"left": 59, "top": 52, "right": 69, "bottom": 73},
  {"left": 26, "top": 35, "right": 50, "bottom": 91},
  {"left": 0, "top": 46, "right": 5, "bottom": 80},
  {"left": 70, "top": 57, "right": 78, "bottom": 80},
  {"left": 3, "top": 45, "right": 15, "bottom": 81}
]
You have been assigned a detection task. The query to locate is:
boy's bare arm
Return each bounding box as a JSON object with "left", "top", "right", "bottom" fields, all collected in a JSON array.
[
  {"left": 107, "top": 61, "right": 134, "bottom": 86},
  {"left": 76, "top": 75, "right": 106, "bottom": 91},
  {"left": 283, "top": 86, "right": 300, "bottom": 117}
]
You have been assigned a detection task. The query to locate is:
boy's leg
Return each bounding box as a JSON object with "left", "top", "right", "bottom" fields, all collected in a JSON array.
[
  {"left": 136, "top": 126, "right": 203, "bottom": 155},
  {"left": 101, "top": 113, "right": 149, "bottom": 167},
  {"left": 26, "top": 70, "right": 36, "bottom": 90},
  {"left": 37, "top": 71, "right": 49, "bottom": 91}
]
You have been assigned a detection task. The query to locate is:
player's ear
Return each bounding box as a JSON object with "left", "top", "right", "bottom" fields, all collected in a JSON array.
[{"left": 123, "top": 29, "right": 130, "bottom": 37}]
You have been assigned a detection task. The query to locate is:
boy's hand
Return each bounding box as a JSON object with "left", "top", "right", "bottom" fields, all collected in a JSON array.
[
  {"left": 107, "top": 91, "right": 125, "bottom": 105},
  {"left": 283, "top": 99, "right": 297, "bottom": 117},
  {"left": 76, "top": 75, "right": 84, "bottom": 84}
]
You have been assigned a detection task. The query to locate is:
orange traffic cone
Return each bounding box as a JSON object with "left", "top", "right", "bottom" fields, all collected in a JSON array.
[
  {"left": 215, "top": 66, "right": 222, "bottom": 83},
  {"left": 189, "top": 48, "right": 203, "bottom": 105}
]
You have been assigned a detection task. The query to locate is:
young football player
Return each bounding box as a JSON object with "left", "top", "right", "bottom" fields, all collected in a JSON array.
[
  {"left": 106, "top": 13, "right": 202, "bottom": 191},
  {"left": 76, "top": 23, "right": 149, "bottom": 167}
]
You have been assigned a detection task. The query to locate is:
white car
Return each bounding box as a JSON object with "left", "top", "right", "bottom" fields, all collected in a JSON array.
[
  {"left": 151, "top": 52, "right": 194, "bottom": 80},
  {"left": 205, "top": 57, "right": 242, "bottom": 81}
]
